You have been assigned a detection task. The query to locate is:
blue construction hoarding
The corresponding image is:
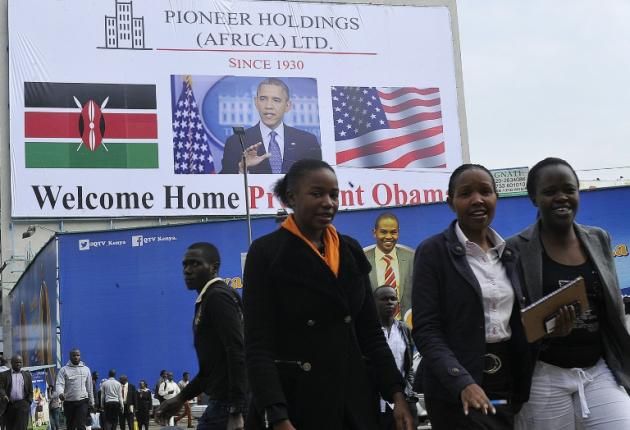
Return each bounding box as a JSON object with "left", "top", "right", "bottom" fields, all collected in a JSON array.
[{"left": 10, "top": 187, "right": 630, "bottom": 386}]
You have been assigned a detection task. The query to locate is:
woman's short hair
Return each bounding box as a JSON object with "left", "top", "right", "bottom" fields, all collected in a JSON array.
[
  {"left": 447, "top": 164, "right": 496, "bottom": 199},
  {"left": 273, "top": 159, "right": 335, "bottom": 207},
  {"left": 526, "top": 157, "right": 579, "bottom": 202}
]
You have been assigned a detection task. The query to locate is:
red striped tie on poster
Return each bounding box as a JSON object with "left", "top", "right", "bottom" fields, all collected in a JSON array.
[{"left": 382, "top": 254, "right": 401, "bottom": 319}]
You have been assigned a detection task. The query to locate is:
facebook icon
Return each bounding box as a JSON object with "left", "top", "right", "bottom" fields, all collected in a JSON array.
[{"left": 132, "top": 235, "right": 144, "bottom": 247}]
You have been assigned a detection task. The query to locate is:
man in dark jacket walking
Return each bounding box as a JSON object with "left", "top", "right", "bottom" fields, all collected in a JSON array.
[
  {"left": 374, "top": 286, "right": 419, "bottom": 430},
  {"left": 158, "top": 242, "right": 246, "bottom": 430}
]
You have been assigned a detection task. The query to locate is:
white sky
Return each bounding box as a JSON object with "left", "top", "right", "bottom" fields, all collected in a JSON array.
[{"left": 456, "top": 0, "right": 630, "bottom": 182}]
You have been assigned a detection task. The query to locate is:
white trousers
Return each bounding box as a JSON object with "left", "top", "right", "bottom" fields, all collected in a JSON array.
[{"left": 516, "top": 359, "right": 630, "bottom": 430}]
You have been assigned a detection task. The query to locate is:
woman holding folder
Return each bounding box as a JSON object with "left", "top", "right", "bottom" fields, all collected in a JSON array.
[
  {"left": 412, "top": 164, "right": 532, "bottom": 429},
  {"left": 508, "top": 157, "right": 630, "bottom": 429}
]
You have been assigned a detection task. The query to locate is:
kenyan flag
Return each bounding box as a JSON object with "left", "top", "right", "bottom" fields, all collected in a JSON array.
[{"left": 24, "top": 82, "right": 158, "bottom": 168}]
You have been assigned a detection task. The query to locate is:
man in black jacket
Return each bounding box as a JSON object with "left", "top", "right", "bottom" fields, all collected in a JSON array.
[
  {"left": 118, "top": 375, "right": 137, "bottom": 430},
  {"left": 158, "top": 242, "right": 246, "bottom": 430},
  {"left": 0, "top": 356, "right": 33, "bottom": 430},
  {"left": 374, "top": 286, "right": 418, "bottom": 430}
]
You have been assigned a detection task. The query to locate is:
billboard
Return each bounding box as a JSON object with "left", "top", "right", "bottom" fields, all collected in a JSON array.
[
  {"left": 8, "top": 240, "right": 59, "bottom": 370},
  {"left": 9, "top": 0, "right": 465, "bottom": 217}
]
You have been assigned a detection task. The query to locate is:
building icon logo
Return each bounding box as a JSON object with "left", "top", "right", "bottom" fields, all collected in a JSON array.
[{"left": 100, "top": 0, "right": 150, "bottom": 50}]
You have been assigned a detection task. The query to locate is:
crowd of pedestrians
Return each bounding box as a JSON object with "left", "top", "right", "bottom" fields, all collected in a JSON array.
[{"left": 2, "top": 157, "right": 630, "bottom": 430}]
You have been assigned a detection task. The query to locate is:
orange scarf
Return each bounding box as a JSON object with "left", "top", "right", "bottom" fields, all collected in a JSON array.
[{"left": 281, "top": 214, "right": 340, "bottom": 277}]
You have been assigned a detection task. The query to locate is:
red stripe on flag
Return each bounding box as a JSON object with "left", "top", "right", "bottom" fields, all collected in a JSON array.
[
  {"left": 378, "top": 87, "right": 439, "bottom": 100},
  {"left": 387, "top": 111, "right": 442, "bottom": 129},
  {"left": 381, "top": 98, "right": 441, "bottom": 113},
  {"left": 336, "top": 125, "right": 443, "bottom": 164},
  {"left": 25, "top": 112, "right": 158, "bottom": 139},
  {"left": 377, "top": 142, "right": 446, "bottom": 168}
]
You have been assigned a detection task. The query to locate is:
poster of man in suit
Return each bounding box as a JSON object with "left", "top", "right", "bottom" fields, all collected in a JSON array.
[
  {"left": 363, "top": 213, "right": 415, "bottom": 325},
  {"left": 220, "top": 77, "right": 321, "bottom": 174},
  {"left": 170, "top": 75, "right": 321, "bottom": 175}
]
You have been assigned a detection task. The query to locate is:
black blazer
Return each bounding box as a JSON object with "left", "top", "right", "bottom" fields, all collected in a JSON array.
[
  {"left": 507, "top": 222, "right": 630, "bottom": 389},
  {"left": 243, "top": 228, "right": 404, "bottom": 430},
  {"left": 220, "top": 123, "right": 321, "bottom": 174},
  {"left": 0, "top": 370, "right": 33, "bottom": 404},
  {"left": 392, "top": 320, "right": 417, "bottom": 401},
  {"left": 412, "top": 221, "right": 532, "bottom": 405},
  {"left": 122, "top": 383, "right": 137, "bottom": 413}
]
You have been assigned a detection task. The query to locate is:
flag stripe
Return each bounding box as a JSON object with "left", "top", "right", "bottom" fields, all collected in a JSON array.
[
  {"left": 387, "top": 111, "right": 442, "bottom": 129},
  {"left": 25, "top": 112, "right": 158, "bottom": 139},
  {"left": 378, "top": 91, "right": 440, "bottom": 105},
  {"left": 339, "top": 149, "right": 446, "bottom": 169},
  {"left": 381, "top": 97, "right": 441, "bottom": 113},
  {"left": 338, "top": 149, "right": 446, "bottom": 169},
  {"left": 24, "top": 107, "right": 158, "bottom": 114},
  {"left": 336, "top": 126, "right": 444, "bottom": 164},
  {"left": 24, "top": 82, "right": 157, "bottom": 109},
  {"left": 384, "top": 104, "right": 442, "bottom": 120},
  {"left": 378, "top": 87, "right": 440, "bottom": 99},
  {"left": 25, "top": 142, "right": 159, "bottom": 168},
  {"left": 337, "top": 135, "right": 444, "bottom": 166},
  {"left": 378, "top": 143, "right": 446, "bottom": 168},
  {"left": 335, "top": 120, "right": 443, "bottom": 152}
]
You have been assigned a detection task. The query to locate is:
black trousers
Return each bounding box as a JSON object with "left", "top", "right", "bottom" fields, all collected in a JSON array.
[
  {"left": 103, "top": 402, "right": 121, "bottom": 430},
  {"left": 426, "top": 342, "right": 519, "bottom": 430},
  {"left": 117, "top": 410, "right": 134, "bottom": 430},
  {"left": 136, "top": 411, "right": 150, "bottom": 430},
  {"left": 64, "top": 399, "right": 89, "bottom": 430},
  {"left": 425, "top": 398, "right": 516, "bottom": 430},
  {"left": 4, "top": 400, "right": 30, "bottom": 430}
]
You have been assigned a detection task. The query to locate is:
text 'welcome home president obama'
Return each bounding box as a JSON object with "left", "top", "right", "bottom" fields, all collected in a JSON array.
[{"left": 220, "top": 78, "right": 322, "bottom": 174}]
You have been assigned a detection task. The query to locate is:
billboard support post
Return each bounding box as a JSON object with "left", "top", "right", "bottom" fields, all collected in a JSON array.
[{"left": 233, "top": 126, "right": 253, "bottom": 245}]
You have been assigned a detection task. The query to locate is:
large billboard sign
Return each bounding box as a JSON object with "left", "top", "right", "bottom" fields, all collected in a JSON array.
[
  {"left": 9, "top": 0, "right": 464, "bottom": 217},
  {"left": 8, "top": 240, "right": 59, "bottom": 370}
]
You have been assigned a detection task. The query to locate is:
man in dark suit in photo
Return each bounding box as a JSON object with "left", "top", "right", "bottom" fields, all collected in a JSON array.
[
  {"left": 220, "top": 77, "right": 321, "bottom": 174},
  {"left": 0, "top": 355, "right": 33, "bottom": 430},
  {"left": 364, "top": 213, "right": 415, "bottom": 323},
  {"left": 117, "top": 375, "right": 137, "bottom": 430}
]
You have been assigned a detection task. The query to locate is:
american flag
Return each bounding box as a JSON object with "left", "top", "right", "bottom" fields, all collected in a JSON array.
[
  {"left": 172, "top": 79, "right": 215, "bottom": 174},
  {"left": 332, "top": 86, "right": 446, "bottom": 169}
]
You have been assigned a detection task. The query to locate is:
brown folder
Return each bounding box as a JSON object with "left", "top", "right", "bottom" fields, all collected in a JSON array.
[{"left": 520, "top": 276, "right": 589, "bottom": 343}]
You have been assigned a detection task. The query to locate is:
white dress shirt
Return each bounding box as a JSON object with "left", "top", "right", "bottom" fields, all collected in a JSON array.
[
  {"left": 455, "top": 223, "right": 515, "bottom": 343},
  {"left": 380, "top": 322, "right": 406, "bottom": 412},
  {"left": 374, "top": 247, "right": 400, "bottom": 288},
  {"left": 158, "top": 380, "right": 180, "bottom": 400},
  {"left": 259, "top": 122, "right": 285, "bottom": 160}
]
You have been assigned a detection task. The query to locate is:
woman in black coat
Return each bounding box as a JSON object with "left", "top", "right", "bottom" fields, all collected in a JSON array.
[
  {"left": 136, "top": 380, "right": 153, "bottom": 430},
  {"left": 412, "top": 164, "right": 532, "bottom": 429},
  {"left": 243, "top": 159, "right": 413, "bottom": 430}
]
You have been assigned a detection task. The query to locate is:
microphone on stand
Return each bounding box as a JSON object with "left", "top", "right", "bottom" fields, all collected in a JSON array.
[{"left": 232, "top": 126, "right": 252, "bottom": 245}]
